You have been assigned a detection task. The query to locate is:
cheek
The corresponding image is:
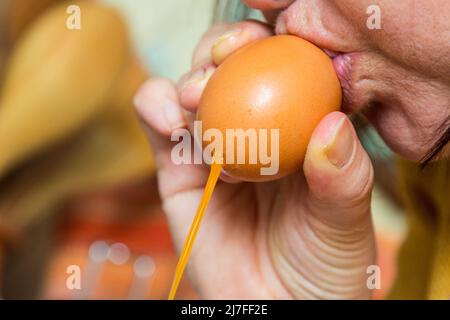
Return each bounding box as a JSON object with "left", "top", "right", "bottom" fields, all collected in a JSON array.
[
  {"left": 347, "top": 51, "right": 450, "bottom": 161},
  {"left": 344, "top": 0, "right": 450, "bottom": 80},
  {"left": 364, "top": 101, "right": 449, "bottom": 162}
]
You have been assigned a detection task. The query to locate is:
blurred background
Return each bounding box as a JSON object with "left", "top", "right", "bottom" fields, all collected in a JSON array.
[{"left": 0, "top": 0, "right": 405, "bottom": 300}]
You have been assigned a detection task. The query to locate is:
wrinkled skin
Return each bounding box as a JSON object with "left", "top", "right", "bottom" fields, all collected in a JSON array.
[
  {"left": 134, "top": 0, "right": 450, "bottom": 299},
  {"left": 247, "top": 0, "right": 450, "bottom": 160}
]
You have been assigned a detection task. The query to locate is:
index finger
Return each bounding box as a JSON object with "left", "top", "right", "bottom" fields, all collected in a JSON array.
[{"left": 179, "top": 20, "right": 274, "bottom": 111}]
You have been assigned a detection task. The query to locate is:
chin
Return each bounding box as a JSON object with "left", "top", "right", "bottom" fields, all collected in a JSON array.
[
  {"left": 365, "top": 109, "right": 427, "bottom": 162},
  {"left": 382, "top": 133, "right": 425, "bottom": 162}
]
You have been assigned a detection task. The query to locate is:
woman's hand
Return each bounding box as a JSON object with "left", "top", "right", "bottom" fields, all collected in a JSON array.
[{"left": 134, "top": 20, "right": 376, "bottom": 299}]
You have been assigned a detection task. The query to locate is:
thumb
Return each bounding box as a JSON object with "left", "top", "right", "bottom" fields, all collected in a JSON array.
[{"left": 303, "top": 111, "right": 374, "bottom": 229}]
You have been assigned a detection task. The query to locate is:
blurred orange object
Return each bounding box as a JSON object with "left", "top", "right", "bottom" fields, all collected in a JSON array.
[
  {"left": 0, "top": 0, "right": 130, "bottom": 176},
  {"left": 372, "top": 230, "right": 403, "bottom": 300},
  {"left": 43, "top": 178, "right": 197, "bottom": 300},
  {"left": 1, "top": 0, "right": 64, "bottom": 45}
]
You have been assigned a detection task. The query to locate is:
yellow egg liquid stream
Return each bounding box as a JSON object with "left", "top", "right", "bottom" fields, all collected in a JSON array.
[{"left": 168, "top": 161, "right": 222, "bottom": 300}]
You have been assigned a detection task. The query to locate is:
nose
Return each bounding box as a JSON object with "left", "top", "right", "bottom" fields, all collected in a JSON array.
[{"left": 242, "top": 0, "right": 295, "bottom": 10}]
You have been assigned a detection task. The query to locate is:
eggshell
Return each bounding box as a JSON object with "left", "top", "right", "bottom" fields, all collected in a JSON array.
[{"left": 197, "top": 35, "right": 341, "bottom": 181}]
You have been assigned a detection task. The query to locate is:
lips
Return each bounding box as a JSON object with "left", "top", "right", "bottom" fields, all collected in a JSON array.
[
  {"left": 322, "top": 49, "right": 339, "bottom": 59},
  {"left": 331, "top": 53, "right": 354, "bottom": 113},
  {"left": 274, "top": 6, "right": 358, "bottom": 113},
  {"left": 317, "top": 47, "right": 354, "bottom": 113},
  {"left": 274, "top": 34, "right": 356, "bottom": 113}
]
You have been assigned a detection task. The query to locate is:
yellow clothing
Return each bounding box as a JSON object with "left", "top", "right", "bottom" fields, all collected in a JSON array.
[{"left": 389, "top": 158, "right": 450, "bottom": 299}]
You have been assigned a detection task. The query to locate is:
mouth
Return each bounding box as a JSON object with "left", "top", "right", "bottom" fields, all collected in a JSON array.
[
  {"left": 274, "top": 10, "right": 359, "bottom": 114},
  {"left": 322, "top": 49, "right": 355, "bottom": 114},
  {"left": 274, "top": 30, "right": 358, "bottom": 113}
]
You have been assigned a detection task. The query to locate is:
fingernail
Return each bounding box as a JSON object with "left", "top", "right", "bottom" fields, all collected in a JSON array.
[
  {"left": 163, "top": 100, "right": 185, "bottom": 130},
  {"left": 213, "top": 28, "right": 242, "bottom": 50},
  {"left": 325, "top": 117, "right": 355, "bottom": 168},
  {"left": 181, "top": 66, "right": 214, "bottom": 91},
  {"left": 212, "top": 29, "right": 246, "bottom": 64}
]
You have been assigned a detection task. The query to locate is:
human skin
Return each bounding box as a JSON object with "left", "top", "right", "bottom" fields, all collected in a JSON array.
[{"left": 134, "top": 0, "right": 450, "bottom": 299}]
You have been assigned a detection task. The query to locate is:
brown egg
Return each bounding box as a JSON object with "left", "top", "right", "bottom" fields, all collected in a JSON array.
[{"left": 197, "top": 35, "right": 341, "bottom": 182}]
